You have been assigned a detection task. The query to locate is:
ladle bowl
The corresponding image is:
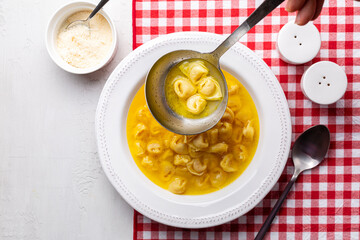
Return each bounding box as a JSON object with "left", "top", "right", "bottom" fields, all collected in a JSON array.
[{"left": 145, "top": 50, "right": 228, "bottom": 135}]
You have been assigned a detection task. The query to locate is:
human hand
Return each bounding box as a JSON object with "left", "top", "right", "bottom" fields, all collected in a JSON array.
[{"left": 286, "top": 0, "right": 325, "bottom": 25}]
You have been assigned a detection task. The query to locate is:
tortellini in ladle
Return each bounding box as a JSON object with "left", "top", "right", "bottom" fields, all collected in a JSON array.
[
  {"left": 179, "top": 60, "right": 209, "bottom": 85},
  {"left": 198, "top": 76, "right": 222, "bottom": 100},
  {"left": 173, "top": 76, "right": 196, "bottom": 99},
  {"left": 186, "top": 94, "right": 207, "bottom": 114},
  {"left": 167, "top": 59, "right": 223, "bottom": 116}
]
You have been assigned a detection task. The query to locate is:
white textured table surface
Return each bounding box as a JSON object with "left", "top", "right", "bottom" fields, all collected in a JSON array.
[{"left": 0, "top": 0, "right": 134, "bottom": 239}]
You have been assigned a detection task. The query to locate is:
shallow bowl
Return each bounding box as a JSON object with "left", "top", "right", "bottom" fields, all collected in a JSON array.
[{"left": 95, "top": 32, "right": 291, "bottom": 228}]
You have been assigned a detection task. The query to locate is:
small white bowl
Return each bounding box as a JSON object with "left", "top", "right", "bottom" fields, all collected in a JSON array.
[{"left": 46, "top": 1, "right": 117, "bottom": 74}]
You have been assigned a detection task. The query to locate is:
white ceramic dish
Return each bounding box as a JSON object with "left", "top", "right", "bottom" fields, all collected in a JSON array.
[
  {"left": 95, "top": 32, "right": 291, "bottom": 228},
  {"left": 45, "top": 1, "right": 117, "bottom": 74}
]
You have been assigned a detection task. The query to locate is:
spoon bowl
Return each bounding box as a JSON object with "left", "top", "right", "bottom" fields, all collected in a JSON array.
[
  {"left": 66, "top": 0, "right": 109, "bottom": 30},
  {"left": 66, "top": 19, "right": 90, "bottom": 30},
  {"left": 292, "top": 124, "right": 331, "bottom": 174}
]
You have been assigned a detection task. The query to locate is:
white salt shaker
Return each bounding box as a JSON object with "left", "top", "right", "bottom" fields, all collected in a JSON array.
[
  {"left": 301, "top": 61, "right": 348, "bottom": 105},
  {"left": 277, "top": 21, "right": 321, "bottom": 65}
]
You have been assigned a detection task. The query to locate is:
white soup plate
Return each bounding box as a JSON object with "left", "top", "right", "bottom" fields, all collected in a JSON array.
[{"left": 95, "top": 32, "right": 291, "bottom": 228}]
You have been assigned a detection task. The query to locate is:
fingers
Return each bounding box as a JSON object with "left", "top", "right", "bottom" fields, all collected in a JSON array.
[
  {"left": 312, "top": 0, "right": 325, "bottom": 20},
  {"left": 285, "top": 0, "right": 307, "bottom": 12},
  {"left": 295, "top": 0, "right": 317, "bottom": 25},
  {"left": 286, "top": 0, "right": 324, "bottom": 25}
]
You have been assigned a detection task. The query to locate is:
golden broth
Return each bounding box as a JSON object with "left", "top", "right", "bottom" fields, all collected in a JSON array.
[
  {"left": 165, "top": 59, "right": 224, "bottom": 118},
  {"left": 127, "top": 70, "right": 259, "bottom": 195}
]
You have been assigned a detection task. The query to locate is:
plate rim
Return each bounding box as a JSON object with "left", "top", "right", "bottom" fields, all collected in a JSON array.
[{"left": 95, "top": 31, "right": 292, "bottom": 228}]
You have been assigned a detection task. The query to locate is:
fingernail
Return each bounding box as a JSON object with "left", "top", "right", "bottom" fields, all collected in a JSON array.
[
  {"left": 285, "top": 2, "right": 292, "bottom": 12},
  {"left": 295, "top": 17, "right": 304, "bottom": 26},
  {"left": 295, "top": 16, "right": 299, "bottom": 25}
]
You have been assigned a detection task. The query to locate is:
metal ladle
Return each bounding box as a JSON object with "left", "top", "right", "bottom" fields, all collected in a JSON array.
[
  {"left": 145, "top": 0, "right": 285, "bottom": 135},
  {"left": 66, "top": 0, "right": 109, "bottom": 30},
  {"left": 255, "top": 125, "right": 331, "bottom": 239}
]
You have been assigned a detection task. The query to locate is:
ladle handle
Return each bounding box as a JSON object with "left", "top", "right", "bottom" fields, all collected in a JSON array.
[
  {"left": 211, "top": 0, "right": 285, "bottom": 58},
  {"left": 88, "top": 0, "right": 110, "bottom": 20},
  {"left": 254, "top": 172, "right": 300, "bottom": 240}
]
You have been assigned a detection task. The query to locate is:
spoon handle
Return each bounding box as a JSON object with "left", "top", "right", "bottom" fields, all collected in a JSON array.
[
  {"left": 211, "top": 0, "right": 285, "bottom": 58},
  {"left": 254, "top": 172, "right": 299, "bottom": 240},
  {"left": 88, "top": 0, "right": 110, "bottom": 20}
]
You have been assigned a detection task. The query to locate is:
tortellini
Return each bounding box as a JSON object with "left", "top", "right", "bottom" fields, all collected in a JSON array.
[
  {"left": 187, "top": 158, "right": 207, "bottom": 176},
  {"left": 136, "top": 105, "right": 151, "bottom": 121},
  {"left": 229, "top": 83, "right": 240, "bottom": 95},
  {"left": 243, "top": 120, "right": 255, "bottom": 141},
  {"left": 134, "top": 123, "right": 148, "bottom": 139},
  {"left": 233, "top": 144, "right": 247, "bottom": 162},
  {"left": 170, "top": 136, "right": 188, "bottom": 154},
  {"left": 168, "top": 177, "right": 187, "bottom": 194},
  {"left": 209, "top": 167, "right": 227, "bottom": 188},
  {"left": 198, "top": 77, "right": 222, "bottom": 100},
  {"left": 173, "top": 76, "right": 196, "bottom": 99},
  {"left": 207, "top": 128, "right": 219, "bottom": 145},
  {"left": 128, "top": 71, "right": 259, "bottom": 195},
  {"left": 220, "top": 154, "right": 237, "bottom": 172},
  {"left": 159, "top": 161, "right": 175, "bottom": 182},
  {"left": 194, "top": 174, "right": 210, "bottom": 188},
  {"left": 166, "top": 59, "right": 223, "bottom": 116},
  {"left": 134, "top": 141, "right": 145, "bottom": 156},
  {"left": 231, "top": 127, "right": 243, "bottom": 143},
  {"left": 188, "top": 145, "right": 204, "bottom": 158},
  {"left": 218, "top": 122, "right": 233, "bottom": 141},
  {"left": 184, "top": 135, "right": 196, "bottom": 143},
  {"left": 179, "top": 60, "right": 209, "bottom": 85},
  {"left": 174, "top": 154, "right": 191, "bottom": 166},
  {"left": 221, "top": 107, "right": 234, "bottom": 123},
  {"left": 208, "top": 143, "right": 228, "bottom": 154},
  {"left": 175, "top": 165, "right": 188, "bottom": 175},
  {"left": 150, "top": 121, "right": 163, "bottom": 135},
  {"left": 203, "top": 153, "right": 219, "bottom": 170},
  {"left": 141, "top": 156, "right": 158, "bottom": 171},
  {"left": 190, "top": 134, "right": 209, "bottom": 150},
  {"left": 161, "top": 149, "right": 174, "bottom": 162},
  {"left": 186, "top": 94, "right": 207, "bottom": 114},
  {"left": 227, "top": 95, "right": 242, "bottom": 113},
  {"left": 147, "top": 140, "right": 163, "bottom": 155},
  {"left": 235, "top": 108, "right": 253, "bottom": 126}
]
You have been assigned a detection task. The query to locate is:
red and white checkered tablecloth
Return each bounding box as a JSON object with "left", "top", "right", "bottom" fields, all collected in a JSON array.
[{"left": 132, "top": 0, "right": 360, "bottom": 239}]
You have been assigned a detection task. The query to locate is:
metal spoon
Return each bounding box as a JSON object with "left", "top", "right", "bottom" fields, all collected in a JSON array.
[
  {"left": 66, "top": 0, "right": 109, "bottom": 30},
  {"left": 145, "top": 0, "right": 285, "bottom": 135},
  {"left": 255, "top": 125, "right": 331, "bottom": 240}
]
